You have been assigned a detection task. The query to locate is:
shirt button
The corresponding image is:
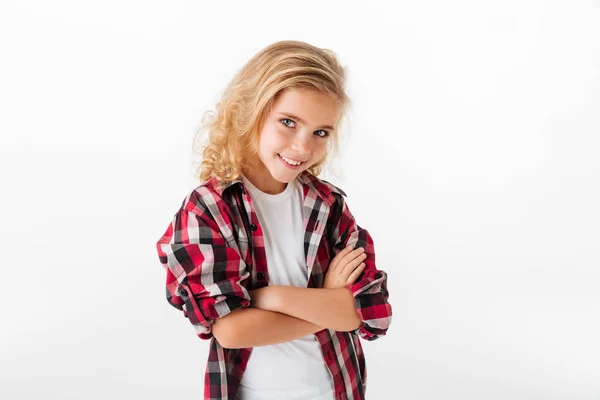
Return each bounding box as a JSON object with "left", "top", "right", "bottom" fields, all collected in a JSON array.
[
  {"left": 249, "top": 223, "right": 257, "bottom": 231},
  {"left": 180, "top": 289, "right": 188, "bottom": 297},
  {"left": 257, "top": 272, "right": 265, "bottom": 280},
  {"left": 235, "top": 356, "right": 242, "bottom": 364}
]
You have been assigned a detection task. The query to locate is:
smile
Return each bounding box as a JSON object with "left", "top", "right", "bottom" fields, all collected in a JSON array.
[{"left": 278, "top": 153, "right": 305, "bottom": 169}]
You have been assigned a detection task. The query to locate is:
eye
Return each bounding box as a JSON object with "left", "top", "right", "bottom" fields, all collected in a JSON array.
[
  {"left": 280, "top": 118, "right": 295, "bottom": 128},
  {"left": 280, "top": 118, "right": 329, "bottom": 138}
]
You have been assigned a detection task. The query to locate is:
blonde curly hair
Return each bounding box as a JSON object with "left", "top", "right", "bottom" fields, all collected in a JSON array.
[{"left": 192, "top": 40, "right": 351, "bottom": 189}]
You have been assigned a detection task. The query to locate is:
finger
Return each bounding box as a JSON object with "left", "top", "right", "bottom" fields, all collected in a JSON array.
[
  {"left": 346, "top": 263, "right": 365, "bottom": 284},
  {"left": 330, "top": 247, "right": 350, "bottom": 270},
  {"left": 342, "top": 253, "right": 367, "bottom": 276},
  {"left": 330, "top": 246, "right": 353, "bottom": 271},
  {"left": 350, "top": 247, "right": 366, "bottom": 260},
  {"left": 340, "top": 248, "right": 365, "bottom": 268}
]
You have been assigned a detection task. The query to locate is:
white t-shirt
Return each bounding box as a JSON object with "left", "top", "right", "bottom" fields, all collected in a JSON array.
[{"left": 235, "top": 174, "right": 335, "bottom": 400}]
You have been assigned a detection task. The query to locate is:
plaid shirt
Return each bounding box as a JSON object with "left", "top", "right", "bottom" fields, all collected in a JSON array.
[{"left": 156, "top": 171, "right": 392, "bottom": 400}]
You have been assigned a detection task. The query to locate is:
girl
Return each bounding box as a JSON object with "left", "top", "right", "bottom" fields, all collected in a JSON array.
[{"left": 156, "top": 40, "right": 392, "bottom": 400}]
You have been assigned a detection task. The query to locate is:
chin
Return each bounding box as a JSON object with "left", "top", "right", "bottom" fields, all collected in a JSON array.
[
  {"left": 273, "top": 172, "right": 297, "bottom": 182},
  {"left": 272, "top": 168, "right": 301, "bottom": 182}
]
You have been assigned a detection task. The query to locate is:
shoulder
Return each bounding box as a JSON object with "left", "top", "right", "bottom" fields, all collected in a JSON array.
[
  {"left": 178, "top": 177, "right": 236, "bottom": 217},
  {"left": 173, "top": 178, "right": 242, "bottom": 242}
]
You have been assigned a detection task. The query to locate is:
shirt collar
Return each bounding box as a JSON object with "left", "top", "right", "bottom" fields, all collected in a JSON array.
[{"left": 205, "top": 171, "right": 344, "bottom": 207}]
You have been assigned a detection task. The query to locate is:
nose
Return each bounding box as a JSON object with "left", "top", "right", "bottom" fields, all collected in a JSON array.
[{"left": 291, "top": 132, "right": 311, "bottom": 155}]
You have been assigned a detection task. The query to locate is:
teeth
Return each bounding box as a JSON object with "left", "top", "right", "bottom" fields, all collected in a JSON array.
[{"left": 280, "top": 154, "right": 302, "bottom": 166}]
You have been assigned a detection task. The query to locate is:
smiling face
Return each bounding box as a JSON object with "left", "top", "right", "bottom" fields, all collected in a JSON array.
[{"left": 242, "top": 87, "right": 341, "bottom": 194}]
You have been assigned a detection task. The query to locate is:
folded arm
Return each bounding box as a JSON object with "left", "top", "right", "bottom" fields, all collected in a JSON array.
[
  {"left": 220, "top": 285, "right": 360, "bottom": 348},
  {"left": 213, "top": 306, "right": 325, "bottom": 349},
  {"left": 254, "top": 285, "right": 362, "bottom": 332},
  {"left": 253, "top": 193, "right": 393, "bottom": 340}
]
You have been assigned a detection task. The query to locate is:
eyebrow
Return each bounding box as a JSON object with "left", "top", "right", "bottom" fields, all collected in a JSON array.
[{"left": 277, "top": 112, "right": 335, "bottom": 131}]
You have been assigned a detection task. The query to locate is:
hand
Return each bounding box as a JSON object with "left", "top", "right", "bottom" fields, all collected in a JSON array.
[{"left": 323, "top": 245, "right": 367, "bottom": 289}]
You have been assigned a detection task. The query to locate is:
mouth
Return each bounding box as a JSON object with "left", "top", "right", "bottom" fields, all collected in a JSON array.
[{"left": 278, "top": 153, "right": 305, "bottom": 169}]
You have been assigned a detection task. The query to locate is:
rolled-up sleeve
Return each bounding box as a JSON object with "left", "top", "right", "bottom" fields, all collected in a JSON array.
[
  {"left": 331, "top": 195, "right": 393, "bottom": 341},
  {"left": 156, "top": 207, "right": 251, "bottom": 340}
]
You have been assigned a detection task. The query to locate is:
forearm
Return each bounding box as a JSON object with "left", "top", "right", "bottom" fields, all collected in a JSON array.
[
  {"left": 222, "top": 307, "right": 325, "bottom": 349},
  {"left": 271, "top": 286, "right": 362, "bottom": 332}
]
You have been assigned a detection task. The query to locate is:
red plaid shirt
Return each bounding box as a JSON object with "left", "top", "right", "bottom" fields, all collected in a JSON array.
[{"left": 156, "top": 171, "right": 392, "bottom": 400}]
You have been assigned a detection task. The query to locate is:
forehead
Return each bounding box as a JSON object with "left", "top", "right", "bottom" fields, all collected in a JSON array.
[{"left": 271, "top": 88, "right": 340, "bottom": 126}]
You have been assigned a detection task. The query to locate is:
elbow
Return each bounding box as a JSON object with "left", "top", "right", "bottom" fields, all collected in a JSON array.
[
  {"left": 215, "top": 329, "right": 244, "bottom": 349},
  {"left": 212, "top": 318, "right": 236, "bottom": 348},
  {"left": 343, "top": 312, "right": 362, "bottom": 332},
  {"left": 212, "top": 308, "right": 248, "bottom": 349}
]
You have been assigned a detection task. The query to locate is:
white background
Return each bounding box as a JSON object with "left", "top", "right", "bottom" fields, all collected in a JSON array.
[{"left": 1, "top": 1, "right": 599, "bottom": 399}]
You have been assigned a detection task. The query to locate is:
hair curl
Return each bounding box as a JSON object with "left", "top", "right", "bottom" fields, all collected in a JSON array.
[{"left": 192, "top": 40, "right": 351, "bottom": 189}]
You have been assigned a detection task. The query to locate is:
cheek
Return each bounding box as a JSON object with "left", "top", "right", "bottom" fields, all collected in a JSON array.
[
  {"left": 314, "top": 141, "right": 328, "bottom": 157},
  {"left": 260, "top": 126, "right": 287, "bottom": 150}
]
